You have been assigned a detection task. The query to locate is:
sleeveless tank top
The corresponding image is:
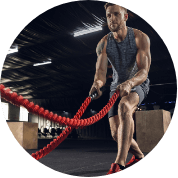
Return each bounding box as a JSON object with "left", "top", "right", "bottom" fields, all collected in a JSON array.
[{"left": 106, "top": 26, "right": 150, "bottom": 95}]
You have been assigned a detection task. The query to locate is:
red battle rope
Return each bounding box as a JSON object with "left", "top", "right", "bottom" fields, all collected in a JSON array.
[{"left": 0, "top": 84, "right": 120, "bottom": 160}]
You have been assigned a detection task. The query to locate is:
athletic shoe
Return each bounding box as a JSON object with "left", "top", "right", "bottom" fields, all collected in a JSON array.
[
  {"left": 107, "top": 163, "right": 122, "bottom": 175},
  {"left": 125, "top": 155, "right": 142, "bottom": 168}
]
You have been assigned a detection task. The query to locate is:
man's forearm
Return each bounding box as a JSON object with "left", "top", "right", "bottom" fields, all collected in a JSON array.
[
  {"left": 129, "top": 69, "right": 148, "bottom": 88},
  {"left": 93, "top": 69, "right": 107, "bottom": 88}
]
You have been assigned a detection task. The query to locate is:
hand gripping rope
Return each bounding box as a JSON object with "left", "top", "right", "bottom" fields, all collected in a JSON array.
[{"left": 0, "top": 84, "right": 120, "bottom": 160}]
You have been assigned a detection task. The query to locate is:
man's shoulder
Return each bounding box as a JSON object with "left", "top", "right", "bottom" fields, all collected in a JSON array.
[
  {"left": 96, "top": 34, "right": 109, "bottom": 55},
  {"left": 96, "top": 34, "right": 108, "bottom": 49},
  {"left": 100, "top": 34, "right": 109, "bottom": 43},
  {"left": 132, "top": 28, "right": 150, "bottom": 48},
  {"left": 132, "top": 28, "right": 149, "bottom": 41}
]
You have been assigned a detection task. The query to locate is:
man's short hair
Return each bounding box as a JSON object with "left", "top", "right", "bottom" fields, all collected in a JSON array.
[
  {"left": 104, "top": 2, "right": 127, "bottom": 13},
  {"left": 104, "top": 2, "right": 115, "bottom": 10}
]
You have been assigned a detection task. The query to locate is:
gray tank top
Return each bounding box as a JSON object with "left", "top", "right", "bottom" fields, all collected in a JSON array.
[{"left": 106, "top": 26, "right": 149, "bottom": 95}]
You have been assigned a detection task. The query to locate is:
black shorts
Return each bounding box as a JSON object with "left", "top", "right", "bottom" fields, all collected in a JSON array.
[{"left": 108, "top": 85, "right": 148, "bottom": 118}]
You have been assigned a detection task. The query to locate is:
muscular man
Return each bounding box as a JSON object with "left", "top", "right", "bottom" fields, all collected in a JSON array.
[{"left": 89, "top": 3, "right": 151, "bottom": 174}]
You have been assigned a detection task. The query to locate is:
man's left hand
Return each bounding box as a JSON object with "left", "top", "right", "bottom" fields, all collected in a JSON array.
[{"left": 116, "top": 80, "right": 133, "bottom": 98}]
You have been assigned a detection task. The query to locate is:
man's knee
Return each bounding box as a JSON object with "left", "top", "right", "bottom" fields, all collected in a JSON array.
[
  {"left": 118, "top": 99, "right": 133, "bottom": 119},
  {"left": 118, "top": 99, "right": 131, "bottom": 112},
  {"left": 118, "top": 93, "right": 139, "bottom": 116}
]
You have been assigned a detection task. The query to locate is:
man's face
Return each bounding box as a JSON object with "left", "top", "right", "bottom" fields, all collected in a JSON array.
[{"left": 106, "top": 5, "right": 127, "bottom": 32}]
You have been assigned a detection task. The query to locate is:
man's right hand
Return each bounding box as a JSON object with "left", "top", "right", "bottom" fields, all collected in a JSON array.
[{"left": 89, "top": 82, "right": 103, "bottom": 100}]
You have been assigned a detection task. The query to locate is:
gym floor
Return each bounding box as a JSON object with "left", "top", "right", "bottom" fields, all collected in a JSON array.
[{"left": 27, "top": 138, "right": 148, "bottom": 177}]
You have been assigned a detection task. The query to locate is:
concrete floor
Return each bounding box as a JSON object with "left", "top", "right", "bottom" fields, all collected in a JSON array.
[{"left": 26, "top": 138, "right": 148, "bottom": 177}]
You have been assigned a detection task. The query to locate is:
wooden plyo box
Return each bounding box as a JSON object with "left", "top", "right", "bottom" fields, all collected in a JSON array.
[
  {"left": 135, "top": 110, "right": 171, "bottom": 153},
  {"left": 7, "top": 122, "right": 38, "bottom": 149}
]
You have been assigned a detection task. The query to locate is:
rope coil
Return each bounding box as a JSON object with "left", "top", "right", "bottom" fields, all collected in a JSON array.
[{"left": 0, "top": 84, "right": 119, "bottom": 160}]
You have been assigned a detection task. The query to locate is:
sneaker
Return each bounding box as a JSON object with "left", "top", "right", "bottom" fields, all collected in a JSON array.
[
  {"left": 125, "top": 155, "right": 142, "bottom": 168},
  {"left": 107, "top": 163, "right": 122, "bottom": 175}
]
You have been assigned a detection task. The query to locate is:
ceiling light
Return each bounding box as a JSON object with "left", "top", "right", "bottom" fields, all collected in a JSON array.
[
  {"left": 74, "top": 26, "right": 102, "bottom": 37},
  {"left": 33, "top": 59, "right": 52, "bottom": 66},
  {"left": 8, "top": 46, "right": 18, "bottom": 54}
]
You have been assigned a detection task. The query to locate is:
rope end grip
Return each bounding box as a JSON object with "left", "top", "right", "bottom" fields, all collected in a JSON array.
[{"left": 89, "top": 86, "right": 106, "bottom": 101}]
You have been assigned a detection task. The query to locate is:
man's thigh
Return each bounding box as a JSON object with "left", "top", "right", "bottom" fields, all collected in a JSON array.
[
  {"left": 119, "top": 92, "right": 140, "bottom": 111},
  {"left": 108, "top": 91, "right": 140, "bottom": 119}
]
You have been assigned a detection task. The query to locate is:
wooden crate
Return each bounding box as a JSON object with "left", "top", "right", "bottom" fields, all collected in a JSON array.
[
  {"left": 135, "top": 110, "right": 171, "bottom": 152},
  {"left": 7, "top": 122, "right": 38, "bottom": 149}
]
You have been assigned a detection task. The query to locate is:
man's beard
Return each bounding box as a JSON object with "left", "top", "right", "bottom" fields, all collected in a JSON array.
[
  {"left": 108, "top": 22, "right": 124, "bottom": 32},
  {"left": 108, "top": 25, "right": 120, "bottom": 32}
]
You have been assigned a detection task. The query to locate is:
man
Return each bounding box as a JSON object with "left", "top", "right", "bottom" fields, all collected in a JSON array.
[{"left": 89, "top": 3, "right": 151, "bottom": 174}]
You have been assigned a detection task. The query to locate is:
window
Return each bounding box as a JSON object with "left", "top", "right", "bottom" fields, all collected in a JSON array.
[
  {"left": 19, "top": 106, "right": 29, "bottom": 121},
  {"left": 1, "top": 102, "right": 9, "bottom": 120}
]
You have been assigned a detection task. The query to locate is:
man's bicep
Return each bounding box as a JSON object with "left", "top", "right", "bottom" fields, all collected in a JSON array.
[
  {"left": 136, "top": 34, "right": 151, "bottom": 72},
  {"left": 136, "top": 50, "right": 150, "bottom": 72},
  {"left": 95, "top": 37, "right": 108, "bottom": 72},
  {"left": 96, "top": 36, "right": 107, "bottom": 56}
]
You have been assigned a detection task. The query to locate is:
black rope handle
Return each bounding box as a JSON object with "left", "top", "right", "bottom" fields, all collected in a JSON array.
[{"left": 89, "top": 86, "right": 106, "bottom": 100}]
